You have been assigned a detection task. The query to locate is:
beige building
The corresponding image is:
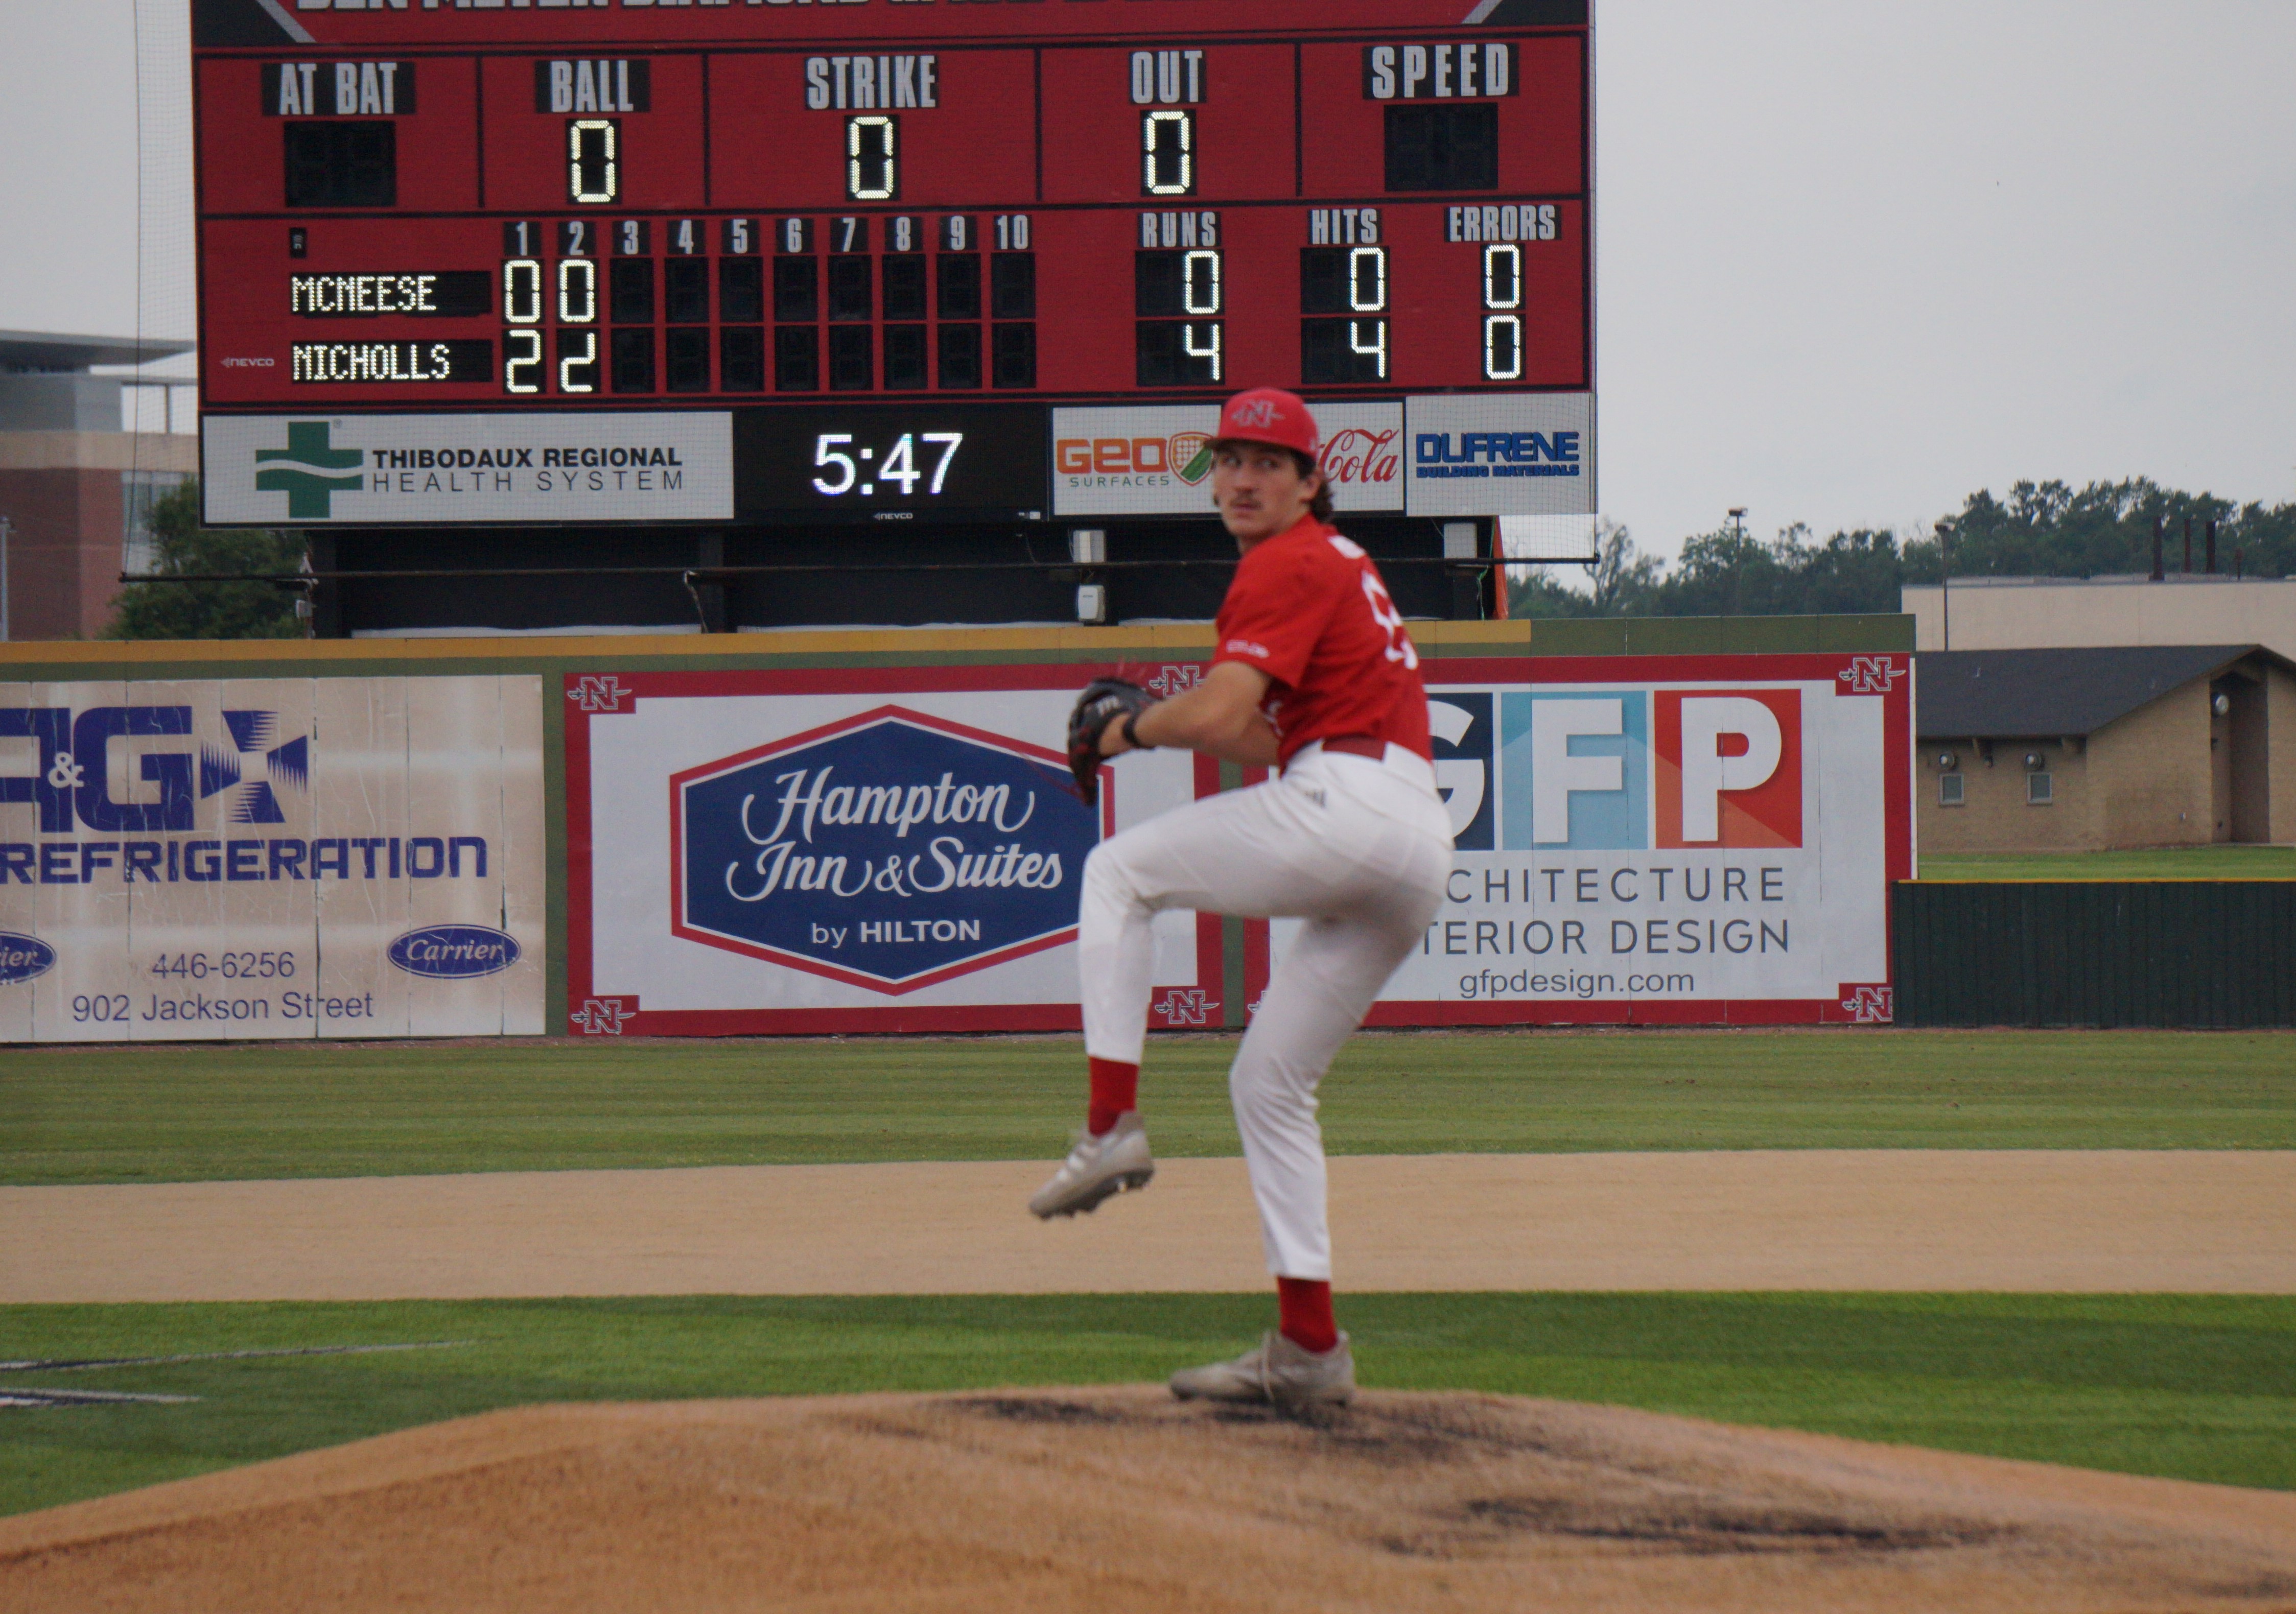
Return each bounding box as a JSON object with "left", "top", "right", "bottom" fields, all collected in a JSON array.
[
  {"left": 1905, "top": 575, "right": 2296, "bottom": 661},
  {"left": 0, "top": 331, "right": 197, "bottom": 641},
  {"left": 1917, "top": 645, "right": 2296, "bottom": 853}
]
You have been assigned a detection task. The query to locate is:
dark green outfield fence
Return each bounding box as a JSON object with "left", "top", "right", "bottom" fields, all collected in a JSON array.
[{"left": 1894, "top": 883, "right": 2296, "bottom": 1028}]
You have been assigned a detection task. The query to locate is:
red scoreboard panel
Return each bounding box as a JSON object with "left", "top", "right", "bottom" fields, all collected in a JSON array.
[{"left": 193, "top": 0, "right": 1591, "bottom": 529}]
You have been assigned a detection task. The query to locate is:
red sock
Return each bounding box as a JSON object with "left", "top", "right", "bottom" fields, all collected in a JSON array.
[
  {"left": 1086, "top": 1057, "right": 1139, "bottom": 1136},
  {"left": 1277, "top": 1277, "right": 1338, "bottom": 1355}
]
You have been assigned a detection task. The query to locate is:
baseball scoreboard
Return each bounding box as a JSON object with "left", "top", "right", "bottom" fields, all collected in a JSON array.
[{"left": 193, "top": 0, "right": 1591, "bottom": 529}]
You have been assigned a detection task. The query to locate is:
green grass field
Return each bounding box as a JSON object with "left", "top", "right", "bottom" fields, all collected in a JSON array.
[
  {"left": 5, "top": 1293, "right": 2293, "bottom": 1517},
  {"left": 5, "top": 1029, "right": 2293, "bottom": 1186},
  {"left": 5, "top": 1029, "right": 2291, "bottom": 1521},
  {"left": 1916, "top": 844, "right": 2296, "bottom": 881}
]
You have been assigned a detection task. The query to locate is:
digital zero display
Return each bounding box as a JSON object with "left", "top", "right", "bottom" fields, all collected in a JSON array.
[{"left": 193, "top": 0, "right": 1592, "bottom": 527}]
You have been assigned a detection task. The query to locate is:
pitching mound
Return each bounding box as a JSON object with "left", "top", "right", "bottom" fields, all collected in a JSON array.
[{"left": 5, "top": 1391, "right": 2295, "bottom": 1613}]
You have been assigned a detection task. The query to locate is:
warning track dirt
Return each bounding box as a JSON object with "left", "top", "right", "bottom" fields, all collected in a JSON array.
[{"left": 5, "top": 1150, "right": 2291, "bottom": 1302}]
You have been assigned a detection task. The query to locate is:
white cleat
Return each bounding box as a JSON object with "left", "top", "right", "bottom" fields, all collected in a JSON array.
[
  {"left": 1028, "top": 1111, "right": 1155, "bottom": 1219},
  {"left": 1170, "top": 1331, "right": 1356, "bottom": 1408}
]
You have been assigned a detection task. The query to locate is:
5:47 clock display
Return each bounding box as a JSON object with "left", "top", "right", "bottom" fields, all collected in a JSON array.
[{"left": 735, "top": 404, "right": 1049, "bottom": 523}]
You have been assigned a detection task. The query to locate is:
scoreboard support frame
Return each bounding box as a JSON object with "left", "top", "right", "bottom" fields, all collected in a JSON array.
[{"left": 189, "top": 0, "right": 1593, "bottom": 631}]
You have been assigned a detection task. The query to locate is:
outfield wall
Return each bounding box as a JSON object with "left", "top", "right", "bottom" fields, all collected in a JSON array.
[
  {"left": 1895, "top": 881, "right": 2296, "bottom": 1028},
  {"left": 0, "top": 613, "right": 1915, "bottom": 1040}
]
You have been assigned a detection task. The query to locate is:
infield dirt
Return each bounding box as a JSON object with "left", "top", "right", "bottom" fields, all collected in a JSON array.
[
  {"left": 6, "top": 1388, "right": 2296, "bottom": 1613},
  {"left": 6, "top": 1150, "right": 2292, "bottom": 1301}
]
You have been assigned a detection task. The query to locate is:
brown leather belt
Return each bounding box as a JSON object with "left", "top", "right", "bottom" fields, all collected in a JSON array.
[{"left": 1320, "top": 735, "right": 1386, "bottom": 760}]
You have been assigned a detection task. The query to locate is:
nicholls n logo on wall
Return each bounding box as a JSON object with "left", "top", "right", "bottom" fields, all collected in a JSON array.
[{"left": 669, "top": 707, "right": 1103, "bottom": 993}]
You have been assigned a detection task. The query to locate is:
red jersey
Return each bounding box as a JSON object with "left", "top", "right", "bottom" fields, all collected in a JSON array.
[{"left": 1212, "top": 514, "right": 1433, "bottom": 767}]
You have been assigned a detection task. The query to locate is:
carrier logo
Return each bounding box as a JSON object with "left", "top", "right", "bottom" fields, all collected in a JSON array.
[
  {"left": 253, "top": 421, "right": 363, "bottom": 519},
  {"left": 388, "top": 924, "right": 520, "bottom": 979},
  {"left": 670, "top": 707, "right": 1102, "bottom": 993},
  {"left": 0, "top": 933, "right": 56, "bottom": 985}
]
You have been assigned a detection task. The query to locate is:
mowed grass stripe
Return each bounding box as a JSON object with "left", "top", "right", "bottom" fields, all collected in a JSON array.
[
  {"left": 2, "top": 1293, "right": 2292, "bottom": 1518},
  {"left": 3, "top": 1030, "right": 2292, "bottom": 1186},
  {"left": 1916, "top": 844, "right": 2296, "bottom": 881}
]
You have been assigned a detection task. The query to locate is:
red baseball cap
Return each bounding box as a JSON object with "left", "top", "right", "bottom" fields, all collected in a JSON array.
[{"left": 1213, "top": 387, "right": 1321, "bottom": 459}]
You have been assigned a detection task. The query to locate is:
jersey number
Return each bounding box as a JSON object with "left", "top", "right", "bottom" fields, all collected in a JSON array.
[{"left": 1361, "top": 572, "right": 1419, "bottom": 669}]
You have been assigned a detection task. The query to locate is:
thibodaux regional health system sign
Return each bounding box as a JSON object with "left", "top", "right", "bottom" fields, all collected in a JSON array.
[{"left": 203, "top": 412, "right": 735, "bottom": 524}]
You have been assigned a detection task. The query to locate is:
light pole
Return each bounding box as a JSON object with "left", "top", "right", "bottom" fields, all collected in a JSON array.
[{"left": 1934, "top": 520, "right": 1953, "bottom": 652}]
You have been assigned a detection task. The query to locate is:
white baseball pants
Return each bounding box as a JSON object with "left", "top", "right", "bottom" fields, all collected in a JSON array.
[{"left": 1079, "top": 742, "right": 1454, "bottom": 1281}]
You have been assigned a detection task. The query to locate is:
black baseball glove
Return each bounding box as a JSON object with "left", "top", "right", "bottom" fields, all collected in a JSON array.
[{"left": 1066, "top": 677, "right": 1155, "bottom": 805}]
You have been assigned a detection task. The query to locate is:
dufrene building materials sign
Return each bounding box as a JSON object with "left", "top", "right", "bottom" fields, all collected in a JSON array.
[
  {"left": 564, "top": 652, "right": 1912, "bottom": 1037},
  {"left": 0, "top": 676, "right": 545, "bottom": 1040}
]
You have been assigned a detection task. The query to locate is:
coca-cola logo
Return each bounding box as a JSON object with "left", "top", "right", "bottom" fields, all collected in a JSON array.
[{"left": 1319, "top": 427, "right": 1400, "bottom": 487}]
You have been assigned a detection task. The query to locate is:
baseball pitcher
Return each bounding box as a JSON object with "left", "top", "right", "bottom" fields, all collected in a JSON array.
[{"left": 1037, "top": 387, "right": 1455, "bottom": 1408}]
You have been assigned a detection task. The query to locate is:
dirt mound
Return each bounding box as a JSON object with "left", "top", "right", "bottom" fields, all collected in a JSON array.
[{"left": 5, "top": 1390, "right": 2294, "bottom": 1612}]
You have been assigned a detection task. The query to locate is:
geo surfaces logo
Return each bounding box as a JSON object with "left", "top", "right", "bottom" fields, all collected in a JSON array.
[
  {"left": 1053, "top": 432, "right": 1213, "bottom": 487},
  {"left": 253, "top": 421, "right": 363, "bottom": 519},
  {"left": 669, "top": 707, "right": 1102, "bottom": 993},
  {"left": 1052, "top": 403, "right": 1403, "bottom": 516}
]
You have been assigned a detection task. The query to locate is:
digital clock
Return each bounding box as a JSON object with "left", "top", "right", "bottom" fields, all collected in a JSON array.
[
  {"left": 193, "top": 0, "right": 1594, "bottom": 530},
  {"left": 734, "top": 405, "right": 1049, "bottom": 524}
]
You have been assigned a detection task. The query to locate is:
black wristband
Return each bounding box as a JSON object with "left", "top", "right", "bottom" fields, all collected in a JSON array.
[{"left": 1120, "top": 709, "right": 1154, "bottom": 751}]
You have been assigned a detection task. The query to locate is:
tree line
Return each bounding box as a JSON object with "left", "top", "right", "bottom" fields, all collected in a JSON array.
[
  {"left": 1510, "top": 478, "right": 2296, "bottom": 620},
  {"left": 107, "top": 481, "right": 306, "bottom": 640},
  {"left": 103, "top": 474, "right": 2296, "bottom": 638}
]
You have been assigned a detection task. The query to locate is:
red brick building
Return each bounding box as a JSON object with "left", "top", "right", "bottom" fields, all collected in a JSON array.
[{"left": 0, "top": 331, "right": 197, "bottom": 640}]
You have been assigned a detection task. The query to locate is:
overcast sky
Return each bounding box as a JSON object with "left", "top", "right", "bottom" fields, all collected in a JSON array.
[{"left": 3, "top": 0, "right": 2289, "bottom": 563}]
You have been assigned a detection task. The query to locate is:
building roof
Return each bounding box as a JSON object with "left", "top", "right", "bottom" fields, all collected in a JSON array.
[
  {"left": 0, "top": 330, "right": 195, "bottom": 373},
  {"left": 1916, "top": 645, "right": 2292, "bottom": 738}
]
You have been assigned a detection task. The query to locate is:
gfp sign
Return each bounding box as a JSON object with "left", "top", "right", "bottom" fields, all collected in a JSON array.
[{"left": 670, "top": 707, "right": 1100, "bottom": 993}]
